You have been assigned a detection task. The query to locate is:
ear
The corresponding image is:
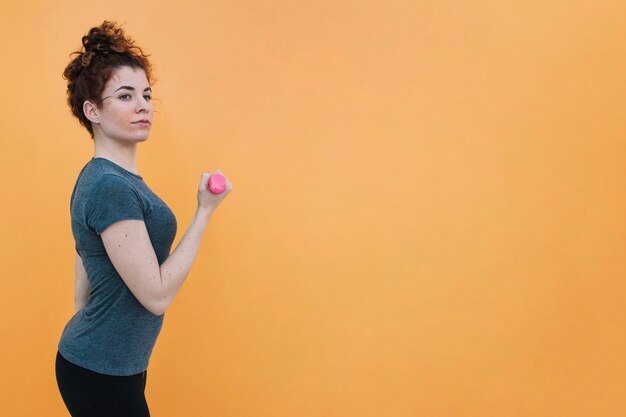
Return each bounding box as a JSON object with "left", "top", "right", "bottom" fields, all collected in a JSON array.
[{"left": 83, "top": 100, "right": 100, "bottom": 124}]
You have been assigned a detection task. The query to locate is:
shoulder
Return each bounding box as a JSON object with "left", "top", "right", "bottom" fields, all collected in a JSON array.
[
  {"left": 90, "top": 174, "right": 143, "bottom": 208},
  {"left": 73, "top": 162, "right": 125, "bottom": 204},
  {"left": 74, "top": 171, "right": 137, "bottom": 200},
  {"left": 93, "top": 172, "right": 135, "bottom": 190}
]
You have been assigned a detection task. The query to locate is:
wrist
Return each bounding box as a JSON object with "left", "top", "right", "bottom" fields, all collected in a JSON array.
[{"left": 196, "top": 205, "right": 215, "bottom": 218}]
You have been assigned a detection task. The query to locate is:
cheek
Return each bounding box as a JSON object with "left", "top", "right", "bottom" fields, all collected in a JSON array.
[
  {"left": 108, "top": 108, "right": 133, "bottom": 127},
  {"left": 99, "top": 112, "right": 127, "bottom": 135}
]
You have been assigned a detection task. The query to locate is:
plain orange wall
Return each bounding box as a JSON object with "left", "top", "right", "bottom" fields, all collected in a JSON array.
[{"left": 1, "top": 1, "right": 625, "bottom": 416}]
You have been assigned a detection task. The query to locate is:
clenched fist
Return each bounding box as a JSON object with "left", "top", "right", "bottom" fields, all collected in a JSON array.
[{"left": 197, "top": 170, "right": 233, "bottom": 211}]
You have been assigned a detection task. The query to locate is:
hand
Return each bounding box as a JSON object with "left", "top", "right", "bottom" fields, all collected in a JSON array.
[{"left": 197, "top": 170, "right": 233, "bottom": 211}]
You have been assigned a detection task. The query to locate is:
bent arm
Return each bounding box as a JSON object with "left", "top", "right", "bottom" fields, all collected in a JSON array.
[
  {"left": 101, "top": 206, "right": 214, "bottom": 316},
  {"left": 75, "top": 254, "right": 90, "bottom": 312}
]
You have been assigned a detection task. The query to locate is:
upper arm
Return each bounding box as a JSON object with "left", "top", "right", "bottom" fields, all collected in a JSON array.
[
  {"left": 82, "top": 174, "right": 164, "bottom": 314},
  {"left": 100, "top": 219, "right": 164, "bottom": 315}
]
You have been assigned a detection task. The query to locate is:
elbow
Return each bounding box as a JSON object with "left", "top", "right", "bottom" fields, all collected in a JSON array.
[
  {"left": 144, "top": 297, "right": 169, "bottom": 316},
  {"left": 126, "top": 276, "right": 171, "bottom": 315}
]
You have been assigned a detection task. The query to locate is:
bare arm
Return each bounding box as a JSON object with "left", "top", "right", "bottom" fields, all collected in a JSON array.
[
  {"left": 100, "top": 171, "right": 232, "bottom": 316},
  {"left": 75, "top": 254, "right": 90, "bottom": 312},
  {"left": 102, "top": 208, "right": 213, "bottom": 315}
]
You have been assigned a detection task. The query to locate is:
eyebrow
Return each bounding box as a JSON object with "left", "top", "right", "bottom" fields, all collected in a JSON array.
[{"left": 113, "top": 86, "right": 152, "bottom": 92}]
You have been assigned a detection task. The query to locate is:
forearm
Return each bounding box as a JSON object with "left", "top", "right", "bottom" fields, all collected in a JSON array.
[
  {"left": 75, "top": 254, "right": 90, "bottom": 312},
  {"left": 155, "top": 206, "right": 214, "bottom": 312},
  {"left": 75, "top": 296, "right": 88, "bottom": 312}
]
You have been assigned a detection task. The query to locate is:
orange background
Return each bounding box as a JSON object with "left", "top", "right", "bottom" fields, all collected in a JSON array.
[{"left": 1, "top": 1, "right": 625, "bottom": 416}]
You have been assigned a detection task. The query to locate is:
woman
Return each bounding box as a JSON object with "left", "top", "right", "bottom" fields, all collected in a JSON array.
[{"left": 55, "top": 21, "right": 232, "bottom": 416}]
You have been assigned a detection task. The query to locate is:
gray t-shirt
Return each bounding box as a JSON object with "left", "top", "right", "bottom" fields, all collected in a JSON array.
[{"left": 58, "top": 157, "right": 177, "bottom": 376}]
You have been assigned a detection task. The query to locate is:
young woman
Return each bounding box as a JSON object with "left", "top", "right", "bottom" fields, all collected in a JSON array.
[{"left": 55, "top": 21, "right": 232, "bottom": 416}]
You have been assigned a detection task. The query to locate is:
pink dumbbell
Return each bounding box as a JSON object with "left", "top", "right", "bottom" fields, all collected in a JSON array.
[{"left": 208, "top": 173, "right": 227, "bottom": 194}]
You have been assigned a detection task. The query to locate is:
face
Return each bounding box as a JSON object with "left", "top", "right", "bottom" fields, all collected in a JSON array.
[{"left": 88, "top": 66, "right": 153, "bottom": 143}]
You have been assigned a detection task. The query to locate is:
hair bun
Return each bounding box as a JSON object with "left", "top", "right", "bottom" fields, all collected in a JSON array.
[{"left": 79, "top": 21, "right": 136, "bottom": 67}]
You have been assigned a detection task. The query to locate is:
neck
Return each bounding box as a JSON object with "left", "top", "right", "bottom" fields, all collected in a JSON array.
[{"left": 93, "top": 134, "right": 139, "bottom": 175}]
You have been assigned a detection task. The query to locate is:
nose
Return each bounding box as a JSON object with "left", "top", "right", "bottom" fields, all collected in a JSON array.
[{"left": 136, "top": 96, "right": 151, "bottom": 113}]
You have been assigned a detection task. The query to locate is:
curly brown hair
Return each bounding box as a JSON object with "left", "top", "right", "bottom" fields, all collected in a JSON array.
[{"left": 63, "top": 21, "right": 154, "bottom": 137}]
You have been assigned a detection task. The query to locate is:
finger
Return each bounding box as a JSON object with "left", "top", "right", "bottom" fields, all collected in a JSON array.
[{"left": 200, "top": 172, "right": 210, "bottom": 190}]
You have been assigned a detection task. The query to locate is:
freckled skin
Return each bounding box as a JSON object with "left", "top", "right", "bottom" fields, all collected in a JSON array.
[{"left": 89, "top": 67, "right": 233, "bottom": 316}]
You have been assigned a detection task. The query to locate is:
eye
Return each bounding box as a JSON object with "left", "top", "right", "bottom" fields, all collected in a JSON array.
[
  {"left": 119, "top": 93, "right": 132, "bottom": 100},
  {"left": 143, "top": 95, "right": 152, "bottom": 102}
]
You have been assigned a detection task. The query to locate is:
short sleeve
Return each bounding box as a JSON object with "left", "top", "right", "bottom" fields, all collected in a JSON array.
[{"left": 86, "top": 174, "right": 145, "bottom": 235}]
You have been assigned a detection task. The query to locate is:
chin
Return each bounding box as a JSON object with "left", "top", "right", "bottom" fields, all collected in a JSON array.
[{"left": 129, "top": 132, "right": 151, "bottom": 142}]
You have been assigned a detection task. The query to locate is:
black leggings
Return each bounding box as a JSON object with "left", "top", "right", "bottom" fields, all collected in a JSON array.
[{"left": 55, "top": 351, "right": 150, "bottom": 417}]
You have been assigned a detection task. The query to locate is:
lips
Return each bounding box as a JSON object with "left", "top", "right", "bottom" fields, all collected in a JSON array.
[{"left": 132, "top": 120, "right": 151, "bottom": 126}]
